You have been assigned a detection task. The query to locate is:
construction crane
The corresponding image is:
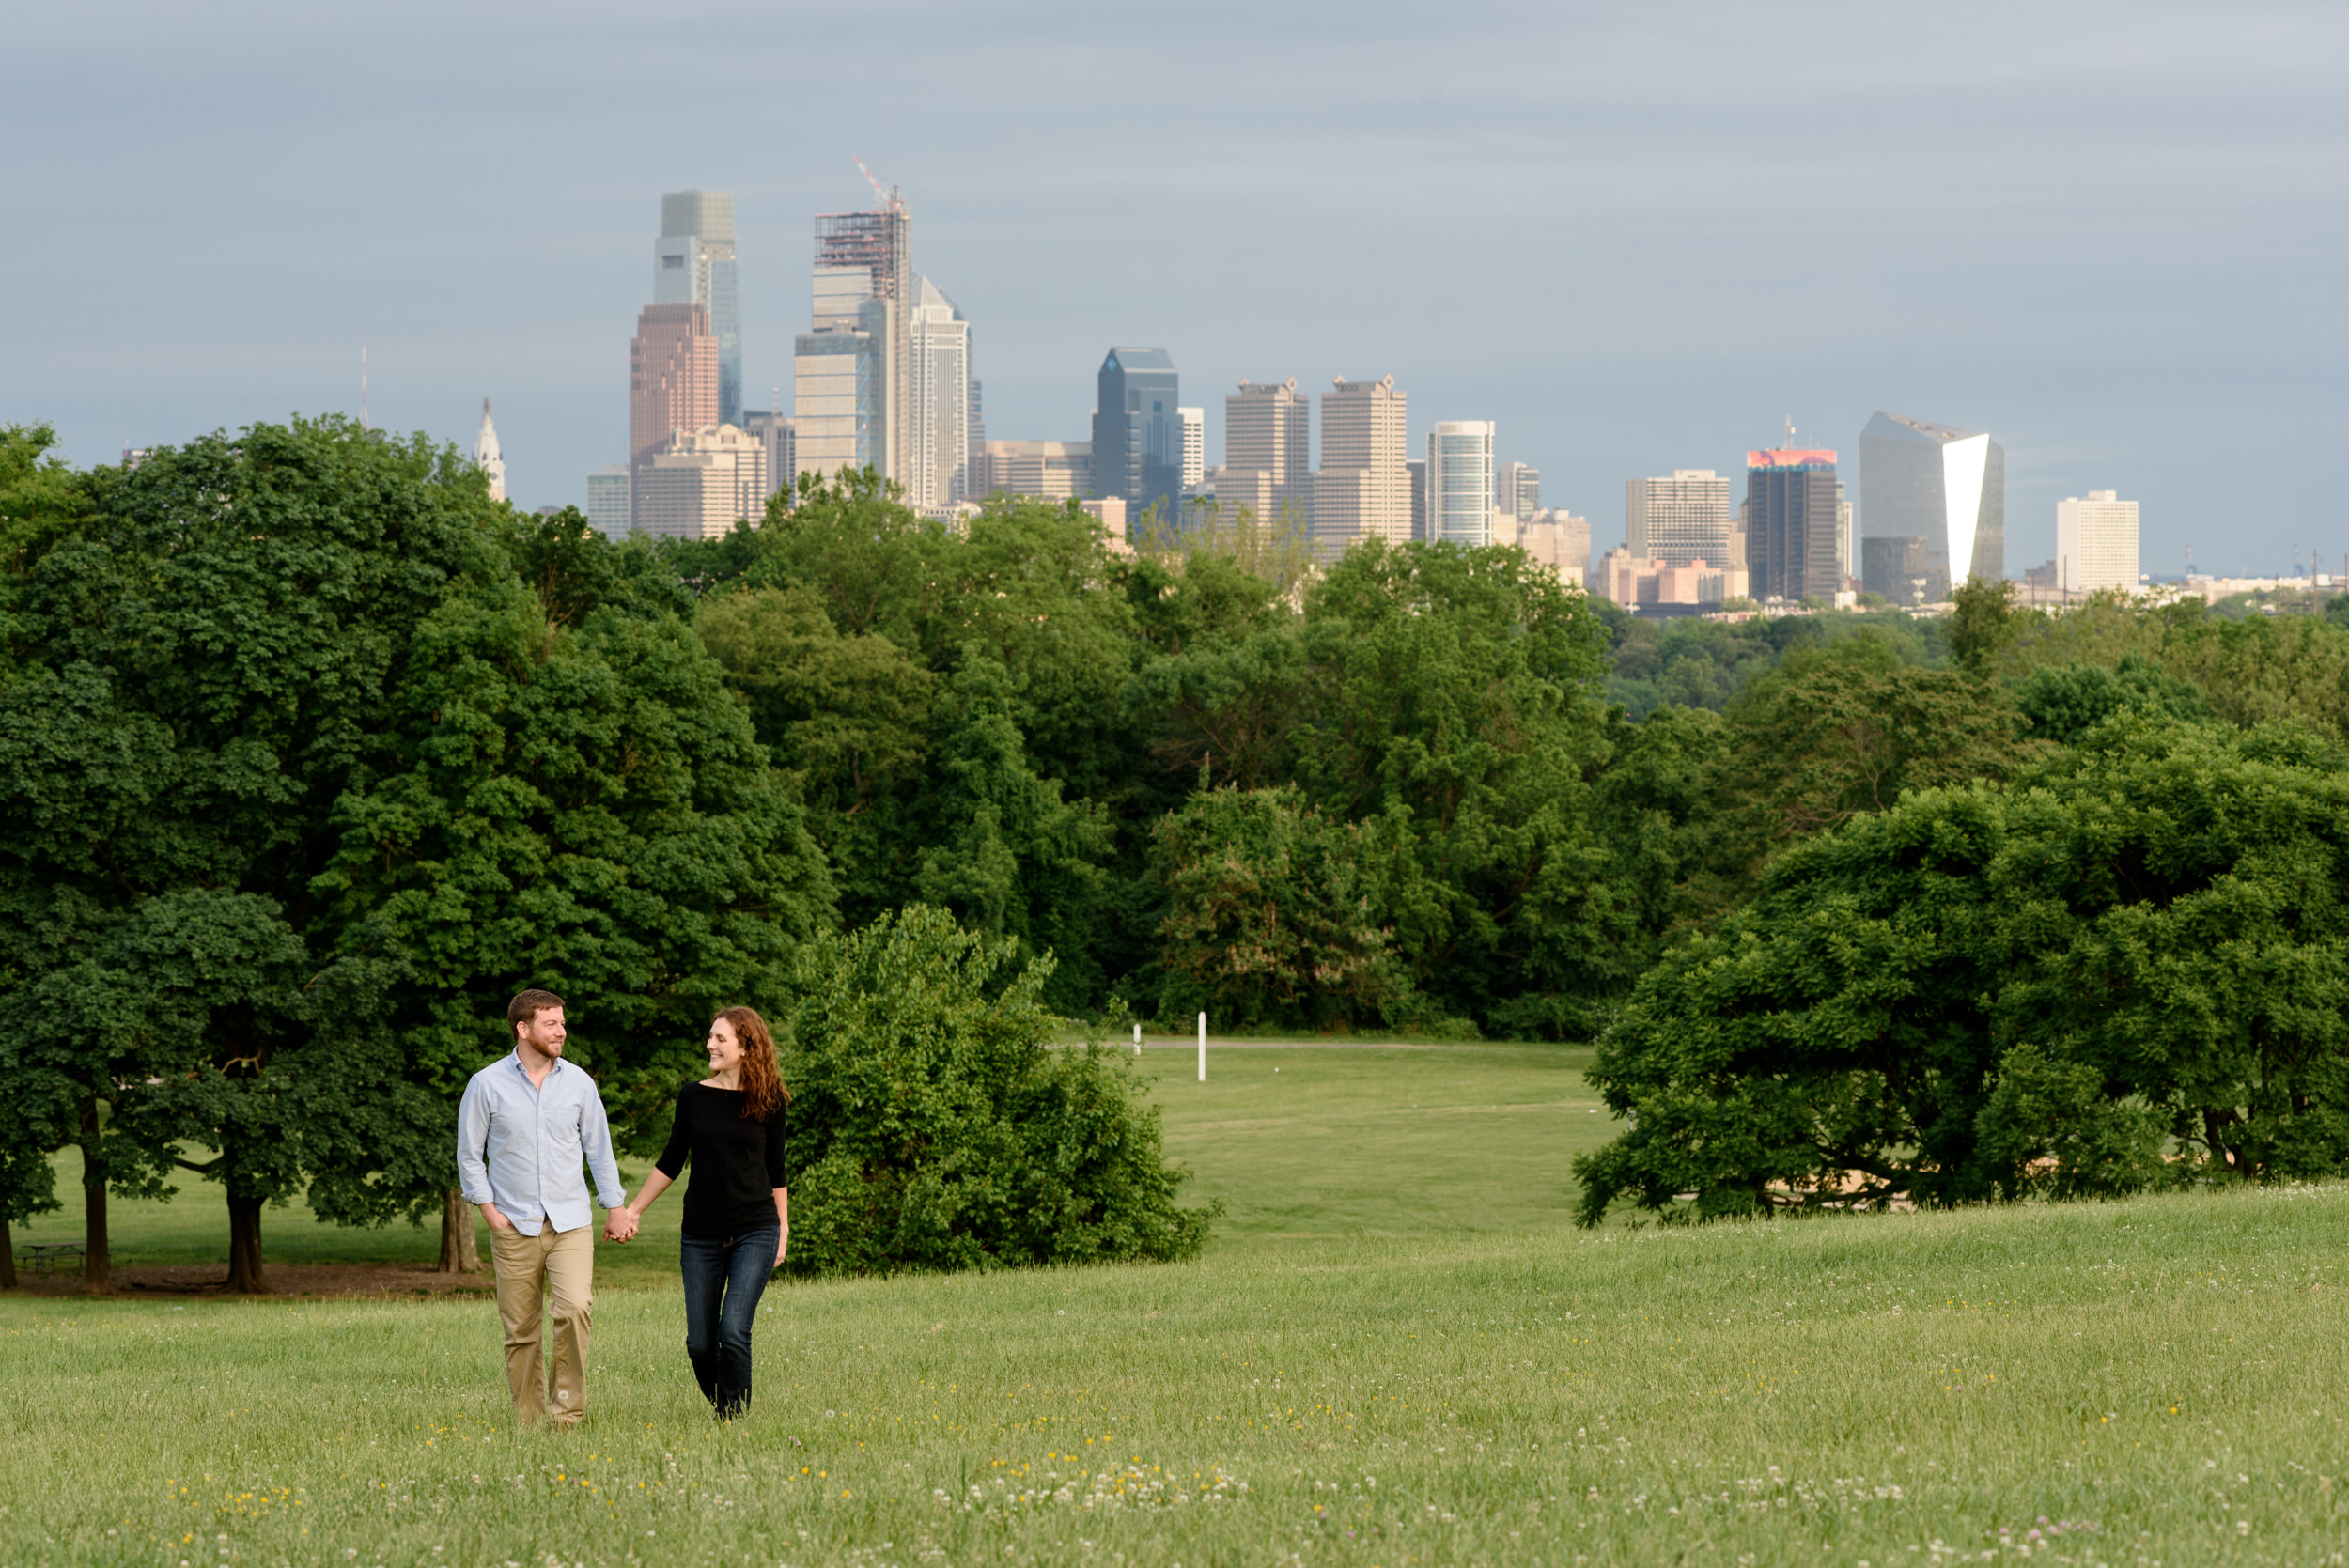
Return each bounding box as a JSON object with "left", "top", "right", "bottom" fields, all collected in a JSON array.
[{"left": 853, "top": 156, "right": 904, "bottom": 212}]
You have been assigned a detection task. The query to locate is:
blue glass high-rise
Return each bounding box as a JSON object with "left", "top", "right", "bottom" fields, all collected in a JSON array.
[{"left": 1091, "top": 348, "right": 1181, "bottom": 520}]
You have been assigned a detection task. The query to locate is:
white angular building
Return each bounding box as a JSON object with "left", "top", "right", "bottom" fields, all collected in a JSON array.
[
  {"left": 1858, "top": 411, "right": 2005, "bottom": 602},
  {"left": 2055, "top": 489, "right": 2139, "bottom": 596}
]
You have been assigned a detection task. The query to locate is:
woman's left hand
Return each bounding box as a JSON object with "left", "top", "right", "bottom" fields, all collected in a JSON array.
[{"left": 774, "top": 1231, "right": 788, "bottom": 1268}]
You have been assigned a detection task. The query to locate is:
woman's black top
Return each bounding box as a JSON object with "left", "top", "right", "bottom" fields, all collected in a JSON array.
[{"left": 652, "top": 1081, "right": 788, "bottom": 1238}]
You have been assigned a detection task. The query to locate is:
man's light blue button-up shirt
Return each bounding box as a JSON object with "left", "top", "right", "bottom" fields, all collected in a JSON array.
[{"left": 456, "top": 1053, "right": 627, "bottom": 1237}]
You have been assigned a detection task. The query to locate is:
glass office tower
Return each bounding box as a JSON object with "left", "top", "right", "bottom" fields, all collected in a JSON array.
[
  {"left": 1426, "top": 421, "right": 1496, "bottom": 547},
  {"left": 1091, "top": 348, "right": 1182, "bottom": 519},
  {"left": 656, "top": 191, "right": 740, "bottom": 427},
  {"left": 1858, "top": 411, "right": 2005, "bottom": 602}
]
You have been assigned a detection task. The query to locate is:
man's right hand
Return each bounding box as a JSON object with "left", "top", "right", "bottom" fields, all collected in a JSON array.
[{"left": 480, "top": 1203, "right": 514, "bottom": 1233}]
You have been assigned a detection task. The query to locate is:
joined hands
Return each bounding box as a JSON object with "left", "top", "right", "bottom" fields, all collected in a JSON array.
[{"left": 604, "top": 1208, "right": 641, "bottom": 1243}]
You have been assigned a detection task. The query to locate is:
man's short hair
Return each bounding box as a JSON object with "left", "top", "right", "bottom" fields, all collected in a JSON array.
[{"left": 508, "top": 989, "right": 566, "bottom": 1036}]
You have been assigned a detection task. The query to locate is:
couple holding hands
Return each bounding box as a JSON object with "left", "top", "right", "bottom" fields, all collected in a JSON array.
[{"left": 454, "top": 990, "right": 790, "bottom": 1425}]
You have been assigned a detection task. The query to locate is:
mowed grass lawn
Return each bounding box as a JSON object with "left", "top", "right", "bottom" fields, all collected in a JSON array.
[{"left": 4, "top": 1043, "right": 2346, "bottom": 1567}]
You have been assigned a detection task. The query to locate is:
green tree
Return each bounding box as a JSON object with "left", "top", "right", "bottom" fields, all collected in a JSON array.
[
  {"left": 1575, "top": 714, "right": 2349, "bottom": 1223},
  {"left": 1292, "top": 541, "right": 1621, "bottom": 1030},
  {"left": 1947, "top": 574, "right": 2025, "bottom": 675},
  {"left": 1708, "top": 636, "right": 2031, "bottom": 883},
  {"left": 695, "top": 582, "right": 933, "bottom": 911},
  {"left": 312, "top": 567, "right": 836, "bottom": 1264},
  {"left": 1988, "top": 717, "right": 2349, "bottom": 1183},
  {"left": 909, "top": 658, "right": 1115, "bottom": 1011},
  {"left": 0, "top": 419, "right": 506, "bottom": 1289},
  {"left": 1147, "top": 784, "right": 1413, "bottom": 1031},
  {"left": 2014, "top": 654, "right": 2210, "bottom": 744},
  {"left": 781, "top": 906, "right": 1213, "bottom": 1275},
  {"left": 1573, "top": 783, "right": 2014, "bottom": 1223},
  {"left": 0, "top": 425, "right": 97, "bottom": 682}
]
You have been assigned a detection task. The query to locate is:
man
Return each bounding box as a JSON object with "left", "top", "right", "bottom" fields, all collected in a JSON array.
[{"left": 457, "top": 989, "right": 638, "bottom": 1426}]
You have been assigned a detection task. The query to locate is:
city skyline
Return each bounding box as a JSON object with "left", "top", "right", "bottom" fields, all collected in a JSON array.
[{"left": 6, "top": 2, "right": 2342, "bottom": 578}]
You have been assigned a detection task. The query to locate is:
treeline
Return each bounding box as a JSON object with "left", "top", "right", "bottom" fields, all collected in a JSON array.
[{"left": 9, "top": 414, "right": 2345, "bottom": 1267}]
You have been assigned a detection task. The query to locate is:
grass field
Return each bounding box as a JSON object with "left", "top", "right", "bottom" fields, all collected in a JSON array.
[{"left": 5, "top": 1043, "right": 2347, "bottom": 1567}]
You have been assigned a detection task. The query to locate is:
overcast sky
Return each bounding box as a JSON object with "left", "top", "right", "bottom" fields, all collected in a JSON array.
[{"left": 6, "top": 1, "right": 2343, "bottom": 576}]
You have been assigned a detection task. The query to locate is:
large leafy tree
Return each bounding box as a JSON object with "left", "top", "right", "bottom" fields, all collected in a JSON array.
[
  {"left": 0, "top": 418, "right": 497, "bottom": 1289},
  {"left": 1575, "top": 714, "right": 2349, "bottom": 1222},
  {"left": 1289, "top": 541, "right": 1622, "bottom": 1032},
  {"left": 1147, "top": 783, "right": 1412, "bottom": 1031},
  {"left": 312, "top": 563, "right": 836, "bottom": 1261}
]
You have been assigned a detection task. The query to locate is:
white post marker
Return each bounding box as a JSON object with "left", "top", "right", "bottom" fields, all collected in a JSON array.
[
  {"left": 1197, "top": 1011, "right": 1207, "bottom": 1082},
  {"left": 1133, "top": 1022, "right": 1142, "bottom": 1055}
]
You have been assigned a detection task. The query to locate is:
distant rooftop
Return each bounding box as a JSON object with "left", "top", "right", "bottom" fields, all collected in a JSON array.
[
  {"left": 1102, "top": 348, "right": 1175, "bottom": 372},
  {"left": 1862, "top": 411, "right": 1983, "bottom": 445}
]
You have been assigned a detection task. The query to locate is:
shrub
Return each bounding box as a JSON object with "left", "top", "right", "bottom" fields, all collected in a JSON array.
[{"left": 781, "top": 905, "right": 1214, "bottom": 1276}]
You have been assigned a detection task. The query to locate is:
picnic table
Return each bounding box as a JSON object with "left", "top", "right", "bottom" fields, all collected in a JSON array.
[{"left": 19, "top": 1243, "right": 83, "bottom": 1277}]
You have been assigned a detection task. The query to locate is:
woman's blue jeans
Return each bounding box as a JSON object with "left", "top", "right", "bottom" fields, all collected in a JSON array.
[{"left": 678, "top": 1224, "right": 778, "bottom": 1418}]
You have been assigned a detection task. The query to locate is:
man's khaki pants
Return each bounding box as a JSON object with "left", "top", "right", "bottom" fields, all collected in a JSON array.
[{"left": 490, "top": 1222, "right": 595, "bottom": 1425}]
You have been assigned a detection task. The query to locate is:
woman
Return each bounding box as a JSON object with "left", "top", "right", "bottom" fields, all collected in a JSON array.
[{"left": 614, "top": 1006, "right": 789, "bottom": 1419}]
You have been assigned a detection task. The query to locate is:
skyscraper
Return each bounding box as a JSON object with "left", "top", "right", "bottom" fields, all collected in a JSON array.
[
  {"left": 1858, "top": 411, "right": 2005, "bottom": 601},
  {"left": 473, "top": 397, "right": 506, "bottom": 504},
  {"left": 1314, "top": 375, "right": 1409, "bottom": 559},
  {"left": 1496, "top": 461, "right": 1540, "bottom": 521},
  {"left": 797, "top": 188, "right": 912, "bottom": 487},
  {"left": 2056, "top": 490, "right": 2139, "bottom": 595},
  {"left": 1626, "top": 470, "right": 1731, "bottom": 567},
  {"left": 585, "top": 465, "right": 631, "bottom": 538},
  {"left": 1091, "top": 349, "right": 1181, "bottom": 520},
  {"left": 1426, "top": 422, "right": 1497, "bottom": 548},
  {"left": 739, "top": 409, "right": 797, "bottom": 503},
  {"left": 630, "top": 303, "right": 720, "bottom": 531},
  {"left": 908, "top": 277, "right": 972, "bottom": 517},
  {"left": 656, "top": 192, "right": 740, "bottom": 426},
  {"left": 1746, "top": 448, "right": 1841, "bottom": 603},
  {"left": 1224, "top": 379, "right": 1312, "bottom": 521},
  {"left": 1177, "top": 408, "right": 1205, "bottom": 489}
]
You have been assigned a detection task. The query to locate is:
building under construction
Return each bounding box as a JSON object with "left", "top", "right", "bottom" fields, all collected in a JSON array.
[{"left": 797, "top": 179, "right": 912, "bottom": 487}]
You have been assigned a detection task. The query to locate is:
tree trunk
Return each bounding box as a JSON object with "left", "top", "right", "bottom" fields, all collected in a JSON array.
[
  {"left": 436, "top": 1188, "right": 480, "bottom": 1273},
  {"left": 1, "top": 1213, "right": 15, "bottom": 1291},
  {"left": 225, "top": 1194, "right": 266, "bottom": 1294},
  {"left": 80, "top": 1096, "right": 111, "bottom": 1295}
]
